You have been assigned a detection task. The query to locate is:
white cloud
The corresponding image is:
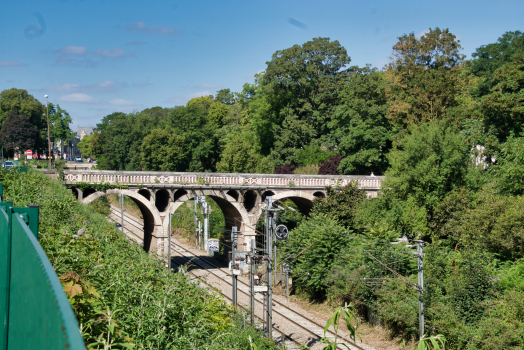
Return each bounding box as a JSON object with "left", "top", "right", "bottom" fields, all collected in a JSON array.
[
  {"left": 109, "top": 99, "right": 135, "bottom": 106},
  {"left": 372, "top": 59, "right": 388, "bottom": 69},
  {"left": 94, "top": 48, "right": 129, "bottom": 58},
  {"left": 57, "top": 93, "right": 98, "bottom": 104},
  {"left": 57, "top": 93, "right": 136, "bottom": 108},
  {"left": 191, "top": 83, "right": 223, "bottom": 90},
  {"left": 169, "top": 91, "right": 212, "bottom": 104},
  {"left": 0, "top": 60, "right": 27, "bottom": 67},
  {"left": 122, "top": 21, "right": 180, "bottom": 36},
  {"left": 39, "top": 80, "right": 151, "bottom": 94},
  {"left": 53, "top": 46, "right": 133, "bottom": 68},
  {"left": 416, "top": 29, "right": 430, "bottom": 39},
  {"left": 58, "top": 45, "right": 88, "bottom": 55}
]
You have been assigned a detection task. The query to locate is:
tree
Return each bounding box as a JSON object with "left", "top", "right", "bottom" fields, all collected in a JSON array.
[
  {"left": 470, "top": 31, "right": 524, "bottom": 97},
  {"left": 214, "top": 88, "right": 236, "bottom": 105},
  {"left": 168, "top": 104, "right": 218, "bottom": 172},
  {"left": 384, "top": 119, "right": 469, "bottom": 212},
  {"left": 493, "top": 134, "right": 524, "bottom": 196},
  {"left": 479, "top": 52, "right": 524, "bottom": 142},
  {"left": 261, "top": 37, "right": 351, "bottom": 164},
  {"left": 385, "top": 28, "right": 465, "bottom": 126},
  {"left": 0, "top": 111, "right": 38, "bottom": 154},
  {"left": 331, "top": 67, "right": 394, "bottom": 175},
  {"left": 216, "top": 133, "right": 273, "bottom": 173},
  {"left": 282, "top": 213, "right": 350, "bottom": 297},
  {"left": 207, "top": 101, "right": 229, "bottom": 129},
  {"left": 77, "top": 133, "right": 97, "bottom": 159},
  {"left": 311, "top": 183, "right": 365, "bottom": 229},
  {"left": 0, "top": 88, "right": 44, "bottom": 130},
  {"left": 48, "top": 103, "right": 73, "bottom": 148},
  {"left": 140, "top": 126, "right": 188, "bottom": 171}
]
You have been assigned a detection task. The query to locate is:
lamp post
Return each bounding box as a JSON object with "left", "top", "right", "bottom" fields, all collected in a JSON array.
[{"left": 45, "top": 95, "right": 51, "bottom": 170}]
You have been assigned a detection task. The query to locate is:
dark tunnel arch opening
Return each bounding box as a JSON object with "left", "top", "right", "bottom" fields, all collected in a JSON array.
[
  {"left": 243, "top": 190, "right": 257, "bottom": 212},
  {"left": 173, "top": 189, "right": 188, "bottom": 202},
  {"left": 261, "top": 190, "right": 275, "bottom": 204},
  {"left": 138, "top": 189, "right": 151, "bottom": 200},
  {"left": 83, "top": 188, "right": 97, "bottom": 199},
  {"left": 155, "top": 189, "right": 170, "bottom": 212},
  {"left": 226, "top": 190, "right": 239, "bottom": 201},
  {"left": 313, "top": 191, "right": 326, "bottom": 198}
]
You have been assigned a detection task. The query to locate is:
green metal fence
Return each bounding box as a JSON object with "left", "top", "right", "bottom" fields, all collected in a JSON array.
[{"left": 0, "top": 184, "right": 85, "bottom": 350}]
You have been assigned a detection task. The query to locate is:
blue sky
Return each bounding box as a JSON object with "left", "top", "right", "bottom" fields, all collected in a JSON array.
[{"left": 1, "top": 0, "right": 523, "bottom": 128}]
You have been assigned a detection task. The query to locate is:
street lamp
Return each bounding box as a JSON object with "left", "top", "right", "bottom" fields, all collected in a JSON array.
[{"left": 45, "top": 95, "right": 51, "bottom": 170}]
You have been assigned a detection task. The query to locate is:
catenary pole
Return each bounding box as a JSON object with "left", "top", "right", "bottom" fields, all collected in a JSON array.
[
  {"left": 417, "top": 240, "right": 424, "bottom": 340},
  {"left": 250, "top": 238, "right": 255, "bottom": 325},
  {"left": 120, "top": 194, "right": 124, "bottom": 233},
  {"left": 203, "top": 201, "right": 209, "bottom": 251},
  {"left": 168, "top": 212, "right": 172, "bottom": 269},
  {"left": 265, "top": 196, "right": 273, "bottom": 338},
  {"left": 232, "top": 226, "right": 238, "bottom": 308}
]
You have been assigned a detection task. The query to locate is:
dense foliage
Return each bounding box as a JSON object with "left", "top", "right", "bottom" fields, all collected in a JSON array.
[{"left": 1, "top": 169, "right": 277, "bottom": 349}]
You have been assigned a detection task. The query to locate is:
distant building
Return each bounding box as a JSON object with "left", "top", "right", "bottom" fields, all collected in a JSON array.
[{"left": 76, "top": 127, "right": 94, "bottom": 141}]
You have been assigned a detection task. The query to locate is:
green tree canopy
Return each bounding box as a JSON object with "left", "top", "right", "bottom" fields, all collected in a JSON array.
[
  {"left": 479, "top": 52, "right": 524, "bottom": 142},
  {"left": 140, "top": 126, "right": 188, "bottom": 171},
  {"left": 331, "top": 67, "right": 394, "bottom": 175},
  {"left": 261, "top": 37, "right": 351, "bottom": 164},
  {"left": 385, "top": 28, "right": 465, "bottom": 126},
  {"left": 0, "top": 111, "right": 39, "bottom": 153},
  {"left": 470, "top": 31, "right": 524, "bottom": 96},
  {"left": 384, "top": 119, "right": 469, "bottom": 212},
  {"left": 216, "top": 133, "right": 273, "bottom": 173},
  {"left": 0, "top": 88, "right": 44, "bottom": 130}
]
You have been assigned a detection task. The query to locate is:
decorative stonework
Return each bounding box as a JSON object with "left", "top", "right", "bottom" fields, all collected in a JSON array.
[{"left": 64, "top": 170, "right": 383, "bottom": 190}]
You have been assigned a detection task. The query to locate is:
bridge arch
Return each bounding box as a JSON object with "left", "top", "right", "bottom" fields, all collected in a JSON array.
[
  {"left": 166, "top": 190, "right": 254, "bottom": 244},
  {"left": 83, "top": 189, "right": 163, "bottom": 252},
  {"left": 271, "top": 190, "right": 318, "bottom": 216}
]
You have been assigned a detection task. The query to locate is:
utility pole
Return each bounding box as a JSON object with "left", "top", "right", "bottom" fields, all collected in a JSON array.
[
  {"left": 232, "top": 226, "right": 238, "bottom": 308},
  {"left": 250, "top": 238, "right": 255, "bottom": 325},
  {"left": 203, "top": 201, "right": 209, "bottom": 252},
  {"left": 194, "top": 196, "right": 198, "bottom": 246},
  {"left": 264, "top": 196, "right": 273, "bottom": 337},
  {"left": 119, "top": 194, "right": 125, "bottom": 233},
  {"left": 168, "top": 212, "right": 172, "bottom": 269},
  {"left": 45, "top": 95, "right": 51, "bottom": 171},
  {"left": 416, "top": 240, "right": 425, "bottom": 340}
]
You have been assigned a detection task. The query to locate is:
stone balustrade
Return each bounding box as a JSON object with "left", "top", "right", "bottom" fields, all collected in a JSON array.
[{"left": 63, "top": 170, "right": 383, "bottom": 190}]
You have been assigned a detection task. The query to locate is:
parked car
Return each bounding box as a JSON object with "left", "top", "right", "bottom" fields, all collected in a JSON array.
[
  {"left": 2, "top": 161, "right": 15, "bottom": 168},
  {"left": 75, "top": 157, "right": 82, "bottom": 162}
]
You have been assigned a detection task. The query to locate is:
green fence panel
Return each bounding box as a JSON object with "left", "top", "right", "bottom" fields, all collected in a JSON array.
[
  {"left": 0, "top": 206, "right": 10, "bottom": 350},
  {"left": 5, "top": 213, "right": 85, "bottom": 349}
]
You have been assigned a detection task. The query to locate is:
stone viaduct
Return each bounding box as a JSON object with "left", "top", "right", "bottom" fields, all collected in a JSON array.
[{"left": 63, "top": 170, "right": 383, "bottom": 254}]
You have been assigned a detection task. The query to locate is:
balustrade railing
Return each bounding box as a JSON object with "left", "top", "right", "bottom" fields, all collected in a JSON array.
[{"left": 63, "top": 170, "right": 383, "bottom": 189}]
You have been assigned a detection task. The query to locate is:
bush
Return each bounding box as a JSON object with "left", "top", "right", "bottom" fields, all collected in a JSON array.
[
  {"left": 282, "top": 213, "right": 351, "bottom": 299},
  {"left": 274, "top": 163, "right": 294, "bottom": 174},
  {"left": 318, "top": 155, "right": 343, "bottom": 175},
  {"left": 312, "top": 183, "right": 365, "bottom": 229},
  {"left": 293, "top": 164, "right": 319, "bottom": 175}
]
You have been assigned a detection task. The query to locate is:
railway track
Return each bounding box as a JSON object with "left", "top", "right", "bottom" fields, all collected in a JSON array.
[{"left": 108, "top": 206, "right": 372, "bottom": 350}]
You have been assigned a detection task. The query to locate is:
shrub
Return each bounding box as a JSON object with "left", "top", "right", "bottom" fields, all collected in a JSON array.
[
  {"left": 319, "top": 155, "right": 343, "bottom": 175},
  {"left": 282, "top": 213, "right": 351, "bottom": 299},
  {"left": 274, "top": 163, "right": 294, "bottom": 174},
  {"left": 293, "top": 164, "right": 319, "bottom": 175}
]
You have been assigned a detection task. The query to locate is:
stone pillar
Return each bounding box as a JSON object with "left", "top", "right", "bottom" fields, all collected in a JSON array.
[{"left": 76, "top": 188, "right": 83, "bottom": 201}]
